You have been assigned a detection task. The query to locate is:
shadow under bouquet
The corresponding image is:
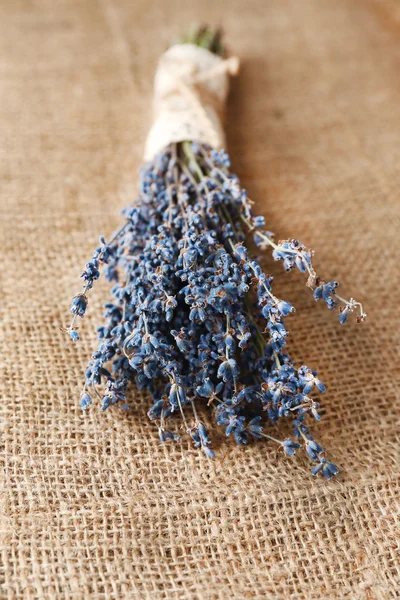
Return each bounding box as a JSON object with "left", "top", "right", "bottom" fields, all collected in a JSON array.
[{"left": 63, "top": 26, "right": 366, "bottom": 478}]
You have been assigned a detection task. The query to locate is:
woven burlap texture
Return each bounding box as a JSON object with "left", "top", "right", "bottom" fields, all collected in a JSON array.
[{"left": 1, "top": 0, "right": 399, "bottom": 598}]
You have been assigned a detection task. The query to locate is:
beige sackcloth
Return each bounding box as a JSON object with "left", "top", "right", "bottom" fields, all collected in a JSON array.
[{"left": 0, "top": 0, "right": 399, "bottom": 598}]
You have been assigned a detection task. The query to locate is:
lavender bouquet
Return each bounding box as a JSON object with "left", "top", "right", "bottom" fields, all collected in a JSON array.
[{"left": 64, "top": 26, "right": 365, "bottom": 478}]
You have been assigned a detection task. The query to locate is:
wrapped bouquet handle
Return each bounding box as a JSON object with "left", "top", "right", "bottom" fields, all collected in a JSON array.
[
  {"left": 144, "top": 44, "right": 239, "bottom": 160},
  {"left": 64, "top": 26, "right": 366, "bottom": 479}
]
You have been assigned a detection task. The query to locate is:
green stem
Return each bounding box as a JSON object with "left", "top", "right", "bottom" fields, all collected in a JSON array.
[{"left": 182, "top": 141, "right": 204, "bottom": 181}]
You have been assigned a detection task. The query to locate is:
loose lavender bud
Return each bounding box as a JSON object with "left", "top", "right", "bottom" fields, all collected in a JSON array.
[
  {"left": 282, "top": 439, "right": 301, "bottom": 456},
  {"left": 312, "top": 457, "right": 339, "bottom": 479},
  {"left": 69, "top": 330, "right": 79, "bottom": 342},
  {"left": 70, "top": 294, "right": 88, "bottom": 318},
  {"left": 80, "top": 392, "right": 92, "bottom": 410}
]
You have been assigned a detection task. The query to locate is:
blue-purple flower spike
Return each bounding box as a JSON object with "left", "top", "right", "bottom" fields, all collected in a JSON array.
[{"left": 63, "top": 28, "right": 366, "bottom": 479}]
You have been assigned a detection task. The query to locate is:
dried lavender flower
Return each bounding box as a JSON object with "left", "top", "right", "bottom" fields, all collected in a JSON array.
[{"left": 63, "top": 27, "right": 366, "bottom": 479}]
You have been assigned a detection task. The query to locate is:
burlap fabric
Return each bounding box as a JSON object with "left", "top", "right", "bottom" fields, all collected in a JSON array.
[{"left": 1, "top": 1, "right": 399, "bottom": 598}]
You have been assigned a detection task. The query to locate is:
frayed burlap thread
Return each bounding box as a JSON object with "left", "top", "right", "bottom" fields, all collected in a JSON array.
[{"left": 0, "top": 0, "right": 399, "bottom": 599}]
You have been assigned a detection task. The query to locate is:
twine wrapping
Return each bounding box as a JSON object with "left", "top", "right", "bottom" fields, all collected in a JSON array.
[{"left": 144, "top": 44, "right": 239, "bottom": 160}]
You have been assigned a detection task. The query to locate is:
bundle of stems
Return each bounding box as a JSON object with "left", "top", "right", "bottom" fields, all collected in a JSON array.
[{"left": 64, "top": 26, "right": 365, "bottom": 478}]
